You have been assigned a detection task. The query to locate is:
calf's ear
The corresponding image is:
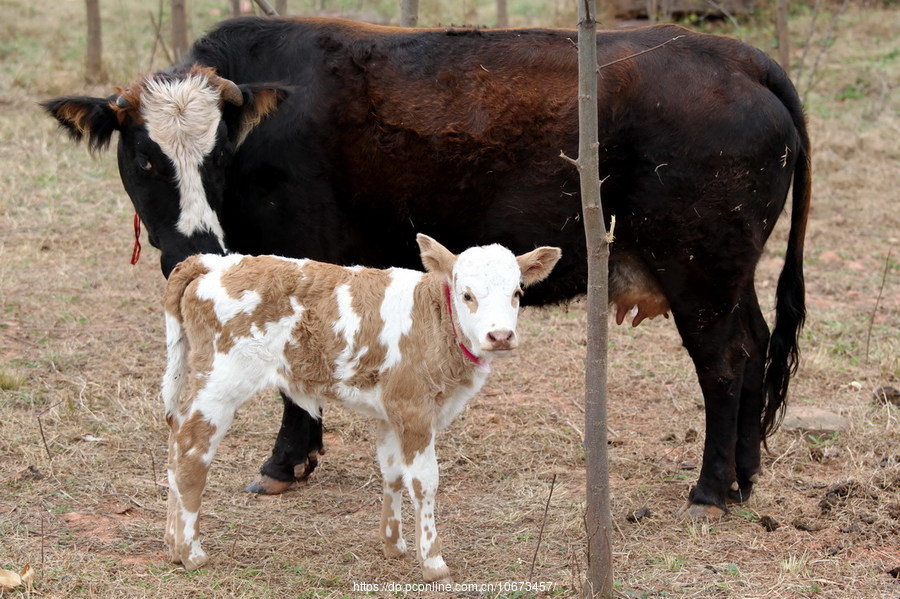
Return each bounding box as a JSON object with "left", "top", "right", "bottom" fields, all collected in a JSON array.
[
  {"left": 41, "top": 95, "right": 120, "bottom": 153},
  {"left": 417, "top": 234, "right": 457, "bottom": 275},
  {"left": 517, "top": 247, "right": 562, "bottom": 287},
  {"left": 225, "top": 83, "right": 291, "bottom": 147}
]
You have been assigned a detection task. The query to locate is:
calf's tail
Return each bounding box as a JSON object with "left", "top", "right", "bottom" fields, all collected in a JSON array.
[
  {"left": 762, "top": 61, "right": 812, "bottom": 440},
  {"left": 161, "top": 256, "right": 209, "bottom": 425}
]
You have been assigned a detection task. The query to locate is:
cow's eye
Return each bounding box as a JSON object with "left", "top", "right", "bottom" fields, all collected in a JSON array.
[{"left": 137, "top": 156, "right": 153, "bottom": 172}]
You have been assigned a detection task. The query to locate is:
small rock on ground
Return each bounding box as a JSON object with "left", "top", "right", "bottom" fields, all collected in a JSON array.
[{"left": 781, "top": 406, "right": 849, "bottom": 434}]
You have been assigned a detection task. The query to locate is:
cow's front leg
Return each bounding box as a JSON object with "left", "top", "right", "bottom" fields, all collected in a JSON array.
[
  {"left": 402, "top": 431, "right": 451, "bottom": 583},
  {"left": 376, "top": 424, "right": 408, "bottom": 558}
]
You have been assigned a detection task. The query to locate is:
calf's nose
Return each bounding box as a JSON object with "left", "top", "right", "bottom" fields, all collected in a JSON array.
[{"left": 485, "top": 328, "right": 517, "bottom": 350}]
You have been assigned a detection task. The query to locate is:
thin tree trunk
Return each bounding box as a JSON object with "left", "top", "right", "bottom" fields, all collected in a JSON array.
[
  {"left": 776, "top": 0, "right": 790, "bottom": 78},
  {"left": 575, "top": 0, "right": 613, "bottom": 597},
  {"left": 497, "top": 0, "right": 508, "bottom": 27},
  {"left": 231, "top": 0, "right": 241, "bottom": 16},
  {"left": 85, "top": 0, "right": 105, "bottom": 84},
  {"left": 276, "top": 0, "right": 287, "bottom": 16},
  {"left": 171, "top": 0, "right": 189, "bottom": 61},
  {"left": 254, "top": 0, "right": 278, "bottom": 16},
  {"left": 401, "top": 0, "right": 419, "bottom": 27}
]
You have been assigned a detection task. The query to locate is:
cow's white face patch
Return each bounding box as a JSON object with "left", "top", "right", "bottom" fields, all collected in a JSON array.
[
  {"left": 451, "top": 244, "right": 523, "bottom": 355},
  {"left": 140, "top": 73, "right": 227, "bottom": 248}
]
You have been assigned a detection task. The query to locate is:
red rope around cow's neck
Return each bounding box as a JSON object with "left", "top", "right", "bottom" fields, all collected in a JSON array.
[
  {"left": 130, "top": 213, "right": 142, "bottom": 265},
  {"left": 443, "top": 282, "right": 484, "bottom": 367}
]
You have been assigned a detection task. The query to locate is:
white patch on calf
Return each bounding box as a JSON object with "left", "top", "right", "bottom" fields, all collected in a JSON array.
[
  {"left": 162, "top": 311, "right": 187, "bottom": 425},
  {"left": 140, "top": 74, "right": 227, "bottom": 248},
  {"left": 190, "top": 296, "right": 307, "bottom": 464},
  {"left": 435, "top": 369, "right": 491, "bottom": 431},
  {"left": 378, "top": 268, "right": 423, "bottom": 371},
  {"left": 332, "top": 284, "right": 363, "bottom": 380},
  {"left": 195, "top": 257, "right": 262, "bottom": 325}
]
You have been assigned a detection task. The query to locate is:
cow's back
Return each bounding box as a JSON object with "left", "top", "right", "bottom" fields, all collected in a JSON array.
[{"left": 186, "top": 18, "right": 802, "bottom": 307}]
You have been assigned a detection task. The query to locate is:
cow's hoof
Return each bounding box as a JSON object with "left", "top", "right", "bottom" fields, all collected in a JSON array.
[
  {"left": 245, "top": 475, "right": 293, "bottom": 495},
  {"left": 676, "top": 502, "right": 726, "bottom": 521},
  {"left": 294, "top": 454, "right": 319, "bottom": 481},
  {"left": 727, "top": 486, "right": 753, "bottom": 504}
]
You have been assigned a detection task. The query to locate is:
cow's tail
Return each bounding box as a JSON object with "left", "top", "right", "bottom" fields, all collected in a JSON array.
[
  {"left": 761, "top": 61, "right": 812, "bottom": 441},
  {"left": 161, "top": 256, "right": 209, "bottom": 427}
]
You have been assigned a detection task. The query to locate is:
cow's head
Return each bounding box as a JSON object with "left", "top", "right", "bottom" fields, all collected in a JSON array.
[
  {"left": 417, "top": 234, "right": 561, "bottom": 359},
  {"left": 42, "top": 65, "right": 288, "bottom": 277}
]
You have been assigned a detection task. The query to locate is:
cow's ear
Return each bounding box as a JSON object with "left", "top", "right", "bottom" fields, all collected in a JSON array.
[
  {"left": 41, "top": 95, "right": 120, "bottom": 153},
  {"left": 225, "top": 83, "right": 291, "bottom": 147},
  {"left": 417, "top": 234, "right": 457, "bottom": 275},
  {"left": 517, "top": 246, "right": 562, "bottom": 287}
]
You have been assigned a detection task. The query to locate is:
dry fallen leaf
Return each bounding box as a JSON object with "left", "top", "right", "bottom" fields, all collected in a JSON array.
[{"left": 20, "top": 564, "right": 34, "bottom": 587}]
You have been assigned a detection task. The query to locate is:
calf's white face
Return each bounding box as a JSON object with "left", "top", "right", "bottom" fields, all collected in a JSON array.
[{"left": 416, "top": 234, "right": 562, "bottom": 358}]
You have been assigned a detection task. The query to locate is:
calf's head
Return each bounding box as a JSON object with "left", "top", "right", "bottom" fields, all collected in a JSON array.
[
  {"left": 42, "top": 65, "right": 288, "bottom": 277},
  {"left": 417, "top": 234, "right": 561, "bottom": 357}
]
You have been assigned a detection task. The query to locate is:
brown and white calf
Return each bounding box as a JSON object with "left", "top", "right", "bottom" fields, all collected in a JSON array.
[{"left": 161, "top": 234, "right": 561, "bottom": 581}]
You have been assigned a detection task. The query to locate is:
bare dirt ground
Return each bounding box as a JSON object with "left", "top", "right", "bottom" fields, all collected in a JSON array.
[{"left": 0, "top": 2, "right": 897, "bottom": 598}]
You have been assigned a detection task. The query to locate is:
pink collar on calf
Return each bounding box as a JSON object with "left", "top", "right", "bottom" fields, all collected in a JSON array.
[{"left": 443, "top": 282, "right": 484, "bottom": 367}]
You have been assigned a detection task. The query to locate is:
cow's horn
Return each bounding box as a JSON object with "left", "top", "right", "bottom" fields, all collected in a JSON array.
[
  {"left": 212, "top": 75, "right": 243, "bottom": 107},
  {"left": 115, "top": 95, "right": 130, "bottom": 109}
]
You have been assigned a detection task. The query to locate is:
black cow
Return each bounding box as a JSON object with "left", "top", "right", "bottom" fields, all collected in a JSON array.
[{"left": 43, "top": 17, "right": 810, "bottom": 519}]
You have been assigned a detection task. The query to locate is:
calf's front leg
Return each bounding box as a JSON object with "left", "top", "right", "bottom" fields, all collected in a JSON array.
[
  {"left": 402, "top": 432, "right": 451, "bottom": 583},
  {"left": 376, "top": 424, "right": 408, "bottom": 559}
]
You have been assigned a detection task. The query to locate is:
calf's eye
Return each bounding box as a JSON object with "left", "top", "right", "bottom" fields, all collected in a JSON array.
[{"left": 463, "top": 292, "right": 473, "bottom": 302}]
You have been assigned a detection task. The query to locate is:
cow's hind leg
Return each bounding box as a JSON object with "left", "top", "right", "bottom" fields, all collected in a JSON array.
[
  {"left": 730, "top": 289, "right": 769, "bottom": 503},
  {"left": 670, "top": 303, "right": 752, "bottom": 521},
  {"left": 245, "top": 394, "right": 324, "bottom": 494}
]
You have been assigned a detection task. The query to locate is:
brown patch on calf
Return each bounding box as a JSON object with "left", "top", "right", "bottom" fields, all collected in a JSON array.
[
  {"left": 215, "top": 256, "right": 305, "bottom": 355},
  {"left": 410, "top": 478, "right": 425, "bottom": 502},
  {"left": 171, "top": 411, "right": 217, "bottom": 513},
  {"left": 381, "top": 477, "right": 405, "bottom": 557},
  {"left": 461, "top": 285, "right": 478, "bottom": 314}
]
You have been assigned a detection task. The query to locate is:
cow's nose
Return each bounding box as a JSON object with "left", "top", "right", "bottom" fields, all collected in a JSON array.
[{"left": 485, "top": 329, "right": 517, "bottom": 350}]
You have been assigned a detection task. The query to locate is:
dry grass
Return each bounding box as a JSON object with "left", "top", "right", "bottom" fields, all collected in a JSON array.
[{"left": 1, "top": 2, "right": 898, "bottom": 597}]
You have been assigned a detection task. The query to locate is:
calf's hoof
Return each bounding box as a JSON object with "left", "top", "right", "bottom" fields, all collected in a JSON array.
[
  {"left": 383, "top": 540, "right": 409, "bottom": 559},
  {"left": 172, "top": 543, "right": 209, "bottom": 571},
  {"left": 422, "top": 564, "right": 452, "bottom": 583},
  {"left": 676, "top": 501, "right": 726, "bottom": 522},
  {"left": 245, "top": 475, "right": 294, "bottom": 495}
]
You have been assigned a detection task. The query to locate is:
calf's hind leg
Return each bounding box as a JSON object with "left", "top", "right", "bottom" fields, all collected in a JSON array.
[{"left": 166, "top": 408, "right": 234, "bottom": 570}]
